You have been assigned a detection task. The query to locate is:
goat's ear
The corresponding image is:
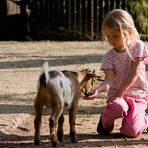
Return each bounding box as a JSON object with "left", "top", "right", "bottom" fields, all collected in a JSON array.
[
  {"left": 86, "top": 69, "right": 95, "bottom": 75},
  {"left": 71, "top": 71, "right": 78, "bottom": 77}
]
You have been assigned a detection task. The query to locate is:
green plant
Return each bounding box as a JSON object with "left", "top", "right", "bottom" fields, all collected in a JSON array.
[{"left": 128, "top": 0, "right": 148, "bottom": 34}]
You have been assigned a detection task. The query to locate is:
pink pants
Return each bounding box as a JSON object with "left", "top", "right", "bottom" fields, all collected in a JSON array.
[{"left": 101, "top": 97, "right": 148, "bottom": 137}]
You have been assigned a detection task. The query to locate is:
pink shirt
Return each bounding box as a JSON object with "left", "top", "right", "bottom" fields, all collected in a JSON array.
[{"left": 100, "top": 40, "right": 148, "bottom": 102}]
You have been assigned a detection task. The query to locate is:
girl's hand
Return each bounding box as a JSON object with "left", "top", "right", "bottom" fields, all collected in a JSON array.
[
  {"left": 107, "top": 91, "right": 123, "bottom": 103},
  {"left": 83, "top": 89, "right": 98, "bottom": 100}
]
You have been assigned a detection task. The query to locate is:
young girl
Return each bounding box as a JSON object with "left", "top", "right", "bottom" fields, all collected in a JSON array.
[{"left": 84, "top": 9, "right": 148, "bottom": 137}]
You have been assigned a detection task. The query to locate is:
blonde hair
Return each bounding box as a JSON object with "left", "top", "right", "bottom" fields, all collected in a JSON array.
[
  {"left": 101, "top": 9, "right": 140, "bottom": 60},
  {"left": 101, "top": 9, "right": 140, "bottom": 44}
]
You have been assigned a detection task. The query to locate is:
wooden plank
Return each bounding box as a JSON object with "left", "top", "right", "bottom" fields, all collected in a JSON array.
[{"left": 7, "top": 0, "right": 20, "bottom": 15}]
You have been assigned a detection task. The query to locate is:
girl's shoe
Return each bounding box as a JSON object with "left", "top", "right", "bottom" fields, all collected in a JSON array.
[{"left": 97, "top": 115, "right": 110, "bottom": 135}]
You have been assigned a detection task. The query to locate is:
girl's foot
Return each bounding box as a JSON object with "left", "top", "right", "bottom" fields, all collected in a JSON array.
[{"left": 97, "top": 115, "right": 110, "bottom": 135}]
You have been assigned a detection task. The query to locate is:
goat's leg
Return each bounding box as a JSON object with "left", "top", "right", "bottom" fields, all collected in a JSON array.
[
  {"left": 34, "top": 100, "right": 43, "bottom": 145},
  {"left": 49, "top": 104, "right": 63, "bottom": 147},
  {"left": 49, "top": 116, "right": 57, "bottom": 147},
  {"left": 57, "top": 113, "right": 64, "bottom": 142},
  {"left": 69, "top": 102, "right": 78, "bottom": 143}
]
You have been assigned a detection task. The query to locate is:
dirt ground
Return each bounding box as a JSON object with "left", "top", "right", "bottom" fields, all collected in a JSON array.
[{"left": 0, "top": 41, "right": 148, "bottom": 148}]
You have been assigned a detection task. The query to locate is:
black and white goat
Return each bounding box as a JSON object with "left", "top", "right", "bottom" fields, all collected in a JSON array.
[{"left": 34, "top": 62, "right": 100, "bottom": 147}]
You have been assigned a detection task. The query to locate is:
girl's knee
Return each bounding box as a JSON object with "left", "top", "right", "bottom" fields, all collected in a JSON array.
[
  {"left": 105, "top": 99, "right": 129, "bottom": 117},
  {"left": 120, "top": 115, "right": 147, "bottom": 138},
  {"left": 120, "top": 125, "right": 141, "bottom": 138}
]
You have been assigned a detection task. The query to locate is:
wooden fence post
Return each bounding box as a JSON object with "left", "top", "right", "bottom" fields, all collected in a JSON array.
[
  {"left": 74, "top": 0, "right": 77, "bottom": 38},
  {"left": 91, "top": 0, "right": 94, "bottom": 41}
]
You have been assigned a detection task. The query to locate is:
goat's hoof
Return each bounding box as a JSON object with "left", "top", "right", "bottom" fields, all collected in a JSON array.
[
  {"left": 71, "top": 135, "right": 78, "bottom": 143},
  {"left": 34, "top": 139, "right": 40, "bottom": 145},
  {"left": 52, "top": 141, "right": 58, "bottom": 147},
  {"left": 71, "top": 138, "right": 78, "bottom": 143},
  {"left": 70, "top": 131, "right": 78, "bottom": 143},
  {"left": 57, "top": 134, "right": 63, "bottom": 143}
]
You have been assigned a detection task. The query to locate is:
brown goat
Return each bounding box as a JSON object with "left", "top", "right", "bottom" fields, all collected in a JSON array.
[{"left": 34, "top": 62, "right": 101, "bottom": 147}]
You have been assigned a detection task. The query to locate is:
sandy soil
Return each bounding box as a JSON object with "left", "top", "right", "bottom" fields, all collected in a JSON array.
[{"left": 0, "top": 41, "right": 148, "bottom": 148}]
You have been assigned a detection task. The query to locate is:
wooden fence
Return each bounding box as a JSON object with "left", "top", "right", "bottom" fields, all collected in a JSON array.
[
  {"left": 30, "top": 0, "right": 128, "bottom": 40},
  {"left": 0, "top": 0, "right": 130, "bottom": 41}
]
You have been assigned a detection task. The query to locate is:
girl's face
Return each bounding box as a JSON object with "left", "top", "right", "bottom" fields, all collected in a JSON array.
[{"left": 103, "top": 26, "right": 127, "bottom": 51}]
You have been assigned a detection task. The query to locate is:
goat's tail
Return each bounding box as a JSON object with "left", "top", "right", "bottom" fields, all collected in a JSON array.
[
  {"left": 38, "top": 62, "right": 49, "bottom": 89},
  {"left": 42, "top": 62, "right": 49, "bottom": 84}
]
